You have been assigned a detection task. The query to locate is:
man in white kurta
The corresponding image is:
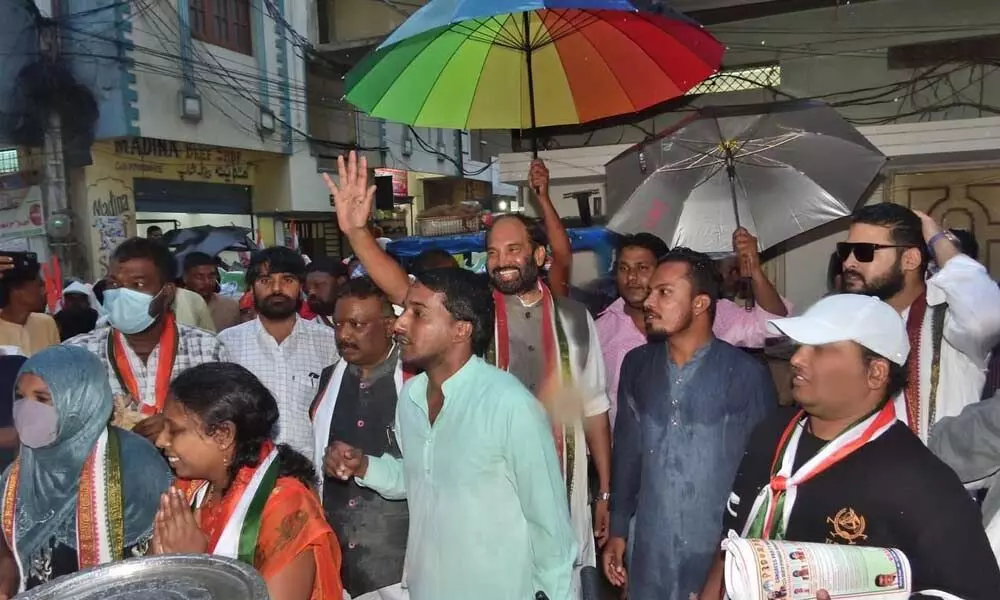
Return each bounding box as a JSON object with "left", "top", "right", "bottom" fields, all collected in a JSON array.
[{"left": 842, "top": 204, "right": 1000, "bottom": 442}]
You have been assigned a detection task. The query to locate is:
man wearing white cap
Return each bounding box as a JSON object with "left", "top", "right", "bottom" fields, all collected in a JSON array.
[{"left": 700, "top": 294, "right": 1000, "bottom": 600}]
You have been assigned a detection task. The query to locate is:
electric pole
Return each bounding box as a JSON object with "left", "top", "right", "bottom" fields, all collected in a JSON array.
[{"left": 36, "top": 0, "right": 72, "bottom": 273}]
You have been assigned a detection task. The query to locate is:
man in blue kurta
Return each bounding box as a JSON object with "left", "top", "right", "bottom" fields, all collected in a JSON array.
[
  {"left": 603, "top": 249, "right": 776, "bottom": 600},
  {"left": 325, "top": 267, "right": 576, "bottom": 600}
]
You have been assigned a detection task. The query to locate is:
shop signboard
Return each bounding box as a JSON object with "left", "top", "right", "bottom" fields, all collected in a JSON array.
[
  {"left": 374, "top": 168, "right": 408, "bottom": 196},
  {"left": 0, "top": 176, "right": 44, "bottom": 241}
]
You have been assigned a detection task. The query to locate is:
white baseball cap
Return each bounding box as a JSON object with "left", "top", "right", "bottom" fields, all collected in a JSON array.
[{"left": 767, "top": 294, "right": 910, "bottom": 366}]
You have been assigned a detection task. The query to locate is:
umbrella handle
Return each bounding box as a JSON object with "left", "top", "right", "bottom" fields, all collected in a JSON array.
[{"left": 739, "top": 276, "right": 755, "bottom": 312}]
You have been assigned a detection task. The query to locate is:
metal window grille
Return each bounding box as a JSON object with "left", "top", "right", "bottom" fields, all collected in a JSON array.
[
  {"left": 0, "top": 149, "right": 18, "bottom": 174},
  {"left": 688, "top": 64, "right": 781, "bottom": 95}
]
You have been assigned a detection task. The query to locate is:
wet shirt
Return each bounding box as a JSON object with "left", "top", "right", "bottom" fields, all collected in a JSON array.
[{"left": 610, "top": 339, "right": 776, "bottom": 600}]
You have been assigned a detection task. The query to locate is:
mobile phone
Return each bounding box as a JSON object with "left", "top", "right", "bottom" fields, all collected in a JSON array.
[{"left": 0, "top": 252, "right": 37, "bottom": 272}]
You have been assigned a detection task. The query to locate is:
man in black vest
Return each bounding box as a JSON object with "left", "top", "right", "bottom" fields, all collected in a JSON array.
[{"left": 311, "top": 277, "right": 408, "bottom": 600}]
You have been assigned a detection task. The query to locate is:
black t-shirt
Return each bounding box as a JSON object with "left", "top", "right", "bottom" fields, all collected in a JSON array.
[{"left": 725, "top": 407, "right": 1000, "bottom": 600}]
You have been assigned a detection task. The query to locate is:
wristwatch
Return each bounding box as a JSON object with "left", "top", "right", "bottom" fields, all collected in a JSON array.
[
  {"left": 594, "top": 491, "right": 611, "bottom": 503},
  {"left": 927, "top": 229, "right": 960, "bottom": 260}
]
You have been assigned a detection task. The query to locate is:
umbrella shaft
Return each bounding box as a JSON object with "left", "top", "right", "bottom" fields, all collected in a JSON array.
[
  {"left": 726, "top": 161, "right": 740, "bottom": 229},
  {"left": 524, "top": 12, "right": 539, "bottom": 159}
]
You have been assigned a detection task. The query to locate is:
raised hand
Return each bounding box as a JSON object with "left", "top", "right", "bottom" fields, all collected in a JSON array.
[
  {"left": 528, "top": 159, "right": 550, "bottom": 197},
  {"left": 322, "top": 151, "right": 377, "bottom": 234},
  {"left": 732, "top": 227, "right": 761, "bottom": 277},
  {"left": 912, "top": 210, "right": 942, "bottom": 243}
]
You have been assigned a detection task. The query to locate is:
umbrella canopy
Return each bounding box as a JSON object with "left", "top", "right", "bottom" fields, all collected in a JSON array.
[
  {"left": 606, "top": 100, "right": 887, "bottom": 254},
  {"left": 163, "top": 226, "right": 258, "bottom": 277},
  {"left": 345, "top": 0, "right": 723, "bottom": 131}
]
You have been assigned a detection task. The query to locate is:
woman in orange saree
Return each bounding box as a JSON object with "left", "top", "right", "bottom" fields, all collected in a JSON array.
[{"left": 151, "top": 362, "right": 343, "bottom": 600}]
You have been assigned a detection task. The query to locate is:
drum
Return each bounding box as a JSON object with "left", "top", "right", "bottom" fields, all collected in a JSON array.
[{"left": 19, "top": 554, "right": 269, "bottom": 600}]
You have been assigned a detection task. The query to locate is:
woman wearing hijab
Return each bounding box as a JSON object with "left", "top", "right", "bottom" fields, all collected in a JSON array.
[
  {"left": 0, "top": 346, "right": 171, "bottom": 594},
  {"left": 153, "top": 362, "right": 343, "bottom": 600}
]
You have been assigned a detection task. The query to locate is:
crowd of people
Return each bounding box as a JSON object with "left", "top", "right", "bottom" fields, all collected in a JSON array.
[{"left": 0, "top": 150, "right": 998, "bottom": 600}]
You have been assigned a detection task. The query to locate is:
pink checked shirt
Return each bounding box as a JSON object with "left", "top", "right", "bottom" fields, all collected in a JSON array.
[
  {"left": 595, "top": 298, "right": 647, "bottom": 432},
  {"left": 713, "top": 297, "right": 793, "bottom": 349},
  {"left": 596, "top": 296, "right": 792, "bottom": 430}
]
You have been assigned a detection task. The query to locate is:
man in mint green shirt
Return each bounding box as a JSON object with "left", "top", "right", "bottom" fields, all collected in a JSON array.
[{"left": 327, "top": 268, "right": 576, "bottom": 600}]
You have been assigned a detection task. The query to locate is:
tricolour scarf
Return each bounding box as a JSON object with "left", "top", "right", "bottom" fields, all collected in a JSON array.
[
  {"left": 2, "top": 346, "right": 166, "bottom": 582},
  {"left": 2, "top": 428, "right": 124, "bottom": 593},
  {"left": 107, "top": 312, "right": 179, "bottom": 416},
  {"left": 488, "top": 281, "right": 576, "bottom": 502},
  {"left": 189, "top": 443, "right": 280, "bottom": 566},
  {"left": 744, "top": 403, "right": 897, "bottom": 540}
]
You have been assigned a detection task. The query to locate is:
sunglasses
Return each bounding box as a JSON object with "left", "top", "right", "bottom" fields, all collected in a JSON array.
[{"left": 836, "top": 242, "right": 917, "bottom": 263}]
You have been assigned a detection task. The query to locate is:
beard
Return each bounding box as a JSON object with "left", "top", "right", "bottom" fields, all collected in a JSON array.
[
  {"left": 644, "top": 306, "right": 694, "bottom": 342},
  {"left": 842, "top": 258, "right": 905, "bottom": 301},
  {"left": 307, "top": 297, "right": 335, "bottom": 316},
  {"left": 255, "top": 293, "right": 300, "bottom": 319},
  {"left": 489, "top": 260, "right": 540, "bottom": 295}
]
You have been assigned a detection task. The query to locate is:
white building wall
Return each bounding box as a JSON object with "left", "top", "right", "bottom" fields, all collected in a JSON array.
[
  {"left": 125, "top": 0, "right": 332, "bottom": 213},
  {"left": 130, "top": 1, "right": 280, "bottom": 152}
]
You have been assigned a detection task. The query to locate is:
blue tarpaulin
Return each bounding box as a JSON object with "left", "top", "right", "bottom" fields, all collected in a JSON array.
[{"left": 386, "top": 226, "right": 614, "bottom": 257}]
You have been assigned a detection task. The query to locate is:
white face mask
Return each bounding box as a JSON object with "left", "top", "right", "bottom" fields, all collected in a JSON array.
[
  {"left": 13, "top": 399, "right": 59, "bottom": 448},
  {"left": 102, "top": 288, "right": 159, "bottom": 334}
]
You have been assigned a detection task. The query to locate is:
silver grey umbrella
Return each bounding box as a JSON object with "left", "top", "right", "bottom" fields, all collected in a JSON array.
[{"left": 605, "top": 100, "right": 887, "bottom": 254}]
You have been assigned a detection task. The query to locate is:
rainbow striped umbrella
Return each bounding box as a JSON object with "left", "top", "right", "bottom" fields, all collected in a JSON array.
[{"left": 345, "top": 0, "right": 724, "bottom": 143}]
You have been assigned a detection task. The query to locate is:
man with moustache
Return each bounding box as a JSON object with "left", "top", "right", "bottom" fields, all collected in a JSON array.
[
  {"left": 839, "top": 203, "right": 1000, "bottom": 441},
  {"left": 219, "top": 247, "right": 339, "bottom": 461},
  {"left": 700, "top": 294, "right": 1000, "bottom": 600},
  {"left": 310, "top": 277, "right": 408, "bottom": 600},
  {"left": 65, "top": 238, "right": 227, "bottom": 439},
  {"left": 306, "top": 258, "right": 349, "bottom": 329},
  {"left": 325, "top": 151, "right": 608, "bottom": 598},
  {"left": 596, "top": 233, "right": 669, "bottom": 431},
  {"left": 182, "top": 252, "right": 240, "bottom": 332},
  {"left": 485, "top": 214, "right": 612, "bottom": 596},
  {"left": 325, "top": 268, "right": 576, "bottom": 600},
  {"left": 603, "top": 248, "right": 775, "bottom": 600}
]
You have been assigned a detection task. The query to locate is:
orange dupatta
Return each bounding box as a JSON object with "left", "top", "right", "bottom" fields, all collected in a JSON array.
[
  {"left": 181, "top": 446, "right": 343, "bottom": 600},
  {"left": 253, "top": 478, "right": 343, "bottom": 600}
]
